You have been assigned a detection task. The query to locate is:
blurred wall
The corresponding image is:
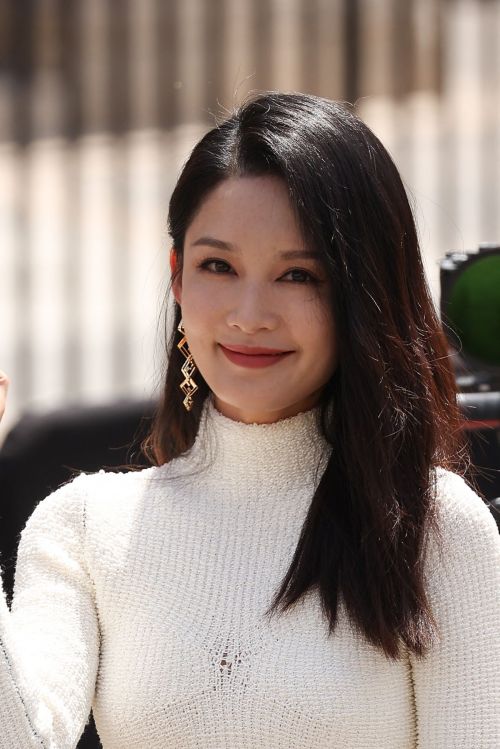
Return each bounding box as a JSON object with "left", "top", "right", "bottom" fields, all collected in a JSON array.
[{"left": 0, "top": 0, "right": 499, "bottom": 438}]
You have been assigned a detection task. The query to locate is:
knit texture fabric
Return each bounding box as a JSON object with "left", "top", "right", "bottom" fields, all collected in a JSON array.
[{"left": 1, "top": 399, "right": 499, "bottom": 748}]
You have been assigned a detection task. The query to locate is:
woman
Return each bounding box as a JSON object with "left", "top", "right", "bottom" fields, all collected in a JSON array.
[{"left": 0, "top": 92, "right": 499, "bottom": 748}]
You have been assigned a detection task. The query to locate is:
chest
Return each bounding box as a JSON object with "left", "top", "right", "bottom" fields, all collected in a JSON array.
[
  {"left": 86, "top": 495, "right": 416, "bottom": 747},
  {"left": 91, "top": 562, "right": 416, "bottom": 748}
]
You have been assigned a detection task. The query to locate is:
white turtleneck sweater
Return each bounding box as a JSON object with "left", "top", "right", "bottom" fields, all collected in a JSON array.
[{"left": 0, "top": 401, "right": 499, "bottom": 748}]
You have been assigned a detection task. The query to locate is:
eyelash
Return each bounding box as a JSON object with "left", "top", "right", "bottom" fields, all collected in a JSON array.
[{"left": 198, "top": 258, "right": 320, "bottom": 284}]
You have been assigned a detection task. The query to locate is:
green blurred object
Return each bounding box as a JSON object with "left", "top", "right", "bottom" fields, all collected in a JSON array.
[
  {"left": 440, "top": 243, "right": 500, "bottom": 393},
  {"left": 440, "top": 245, "right": 500, "bottom": 517},
  {"left": 448, "top": 254, "right": 500, "bottom": 366}
]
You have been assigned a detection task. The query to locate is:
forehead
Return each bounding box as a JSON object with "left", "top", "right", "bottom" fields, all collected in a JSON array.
[{"left": 186, "top": 176, "right": 305, "bottom": 246}]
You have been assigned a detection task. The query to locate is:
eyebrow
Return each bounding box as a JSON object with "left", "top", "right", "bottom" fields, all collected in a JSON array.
[{"left": 190, "top": 236, "right": 321, "bottom": 261}]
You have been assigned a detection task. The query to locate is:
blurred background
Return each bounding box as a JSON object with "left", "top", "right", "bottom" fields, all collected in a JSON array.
[{"left": 0, "top": 0, "right": 499, "bottom": 438}]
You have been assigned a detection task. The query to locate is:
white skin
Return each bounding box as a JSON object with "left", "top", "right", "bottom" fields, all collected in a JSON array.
[{"left": 172, "top": 175, "right": 338, "bottom": 424}]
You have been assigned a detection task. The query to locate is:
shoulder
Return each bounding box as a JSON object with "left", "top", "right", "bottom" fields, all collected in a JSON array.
[
  {"left": 427, "top": 467, "right": 500, "bottom": 577},
  {"left": 23, "top": 466, "right": 163, "bottom": 535},
  {"left": 432, "top": 467, "right": 498, "bottom": 537}
]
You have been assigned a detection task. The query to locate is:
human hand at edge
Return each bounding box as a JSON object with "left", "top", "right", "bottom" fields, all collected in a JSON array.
[{"left": 0, "top": 371, "right": 9, "bottom": 424}]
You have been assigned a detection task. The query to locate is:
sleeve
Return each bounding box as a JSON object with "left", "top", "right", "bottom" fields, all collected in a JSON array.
[
  {"left": 0, "top": 475, "right": 100, "bottom": 748},
  {"left": 410, "top": 469, "right": 500, "bottom": 748}
]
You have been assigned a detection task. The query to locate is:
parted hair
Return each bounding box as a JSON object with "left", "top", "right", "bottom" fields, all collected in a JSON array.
[{"left": 143, "top": 92, "right": 467, "bottom": 660}]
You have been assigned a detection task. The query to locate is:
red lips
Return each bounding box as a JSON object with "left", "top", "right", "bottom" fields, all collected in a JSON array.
[
  {"left": 218, "top": 343, "right": 294, "bottom": 368},
  {"left": 221, "top": 344, "right": 291, "bottom": 355}
]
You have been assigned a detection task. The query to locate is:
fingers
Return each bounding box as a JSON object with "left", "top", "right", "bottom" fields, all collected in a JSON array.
[{"left": 0, "top": 370, "right": 9, "bottom": 423}]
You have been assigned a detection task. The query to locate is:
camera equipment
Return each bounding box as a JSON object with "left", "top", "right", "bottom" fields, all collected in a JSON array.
[{"left": 440, "top": 243, "right": 500, "bottom": 527}]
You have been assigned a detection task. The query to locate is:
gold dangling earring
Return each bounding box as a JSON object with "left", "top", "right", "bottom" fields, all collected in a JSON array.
[{"left": 177, "top": 320, "right": 198, "bottom": 412}]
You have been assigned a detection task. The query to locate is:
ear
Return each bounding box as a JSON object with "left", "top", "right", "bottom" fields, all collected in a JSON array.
[{"left": 170, "top": 248, "right": 182, "bottom": 304}]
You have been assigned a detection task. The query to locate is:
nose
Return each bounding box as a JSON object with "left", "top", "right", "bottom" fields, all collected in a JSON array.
[{"left": 225, "top": 282, "right": 279, "bottom": 334}]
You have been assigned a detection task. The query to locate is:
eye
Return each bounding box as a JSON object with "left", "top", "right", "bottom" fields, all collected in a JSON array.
[
  {"left": 280, "top": 268, "right": 319, "bottom": 284},
  {"left": 199, "top": 258, "right": 234, "bottom": 274}
]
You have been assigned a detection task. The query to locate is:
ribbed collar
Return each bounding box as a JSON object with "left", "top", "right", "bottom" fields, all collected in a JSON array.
[{"left": 187, "top": 396, "right": 332, "bottom": 487}]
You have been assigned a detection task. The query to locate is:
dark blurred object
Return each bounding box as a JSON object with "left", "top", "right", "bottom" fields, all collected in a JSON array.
[
  {"left": 0, "top": 398, "right": 155, "bottom": 749},
  {"left": 440, "top": 243, "right": 500, "bottom": 528},
  {"left": 441, "top": 243, "right": 500, "bottom": 392},
  {"left": 459, "top": 392, "right": 500, "bottom": 529}
]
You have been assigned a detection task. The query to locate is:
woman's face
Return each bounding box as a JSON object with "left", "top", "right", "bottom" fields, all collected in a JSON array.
[{"left": 172, "top": 176, "right": 337, "bottom": 423}]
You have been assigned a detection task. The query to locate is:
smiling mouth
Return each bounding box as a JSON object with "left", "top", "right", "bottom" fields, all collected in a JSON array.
[{"left": 218, "top": 344, "right": 294, "bottom": 369}]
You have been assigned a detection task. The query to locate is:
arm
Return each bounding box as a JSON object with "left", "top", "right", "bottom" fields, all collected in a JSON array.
[
  {"left": 0, "top": 476, "right": 100, "bottom": 748},
  {"left": 410, "top": 469, "right": 500, "bottom": 748}
]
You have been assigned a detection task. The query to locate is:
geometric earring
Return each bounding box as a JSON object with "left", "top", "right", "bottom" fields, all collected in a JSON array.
[{"left": 177, "top": 319, "right": 198, "bottom": 412}]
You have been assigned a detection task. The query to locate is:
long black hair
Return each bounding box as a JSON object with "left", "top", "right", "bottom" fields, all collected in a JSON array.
[{"left": 143, "top": 92, "right": 466, "bottom": 660}]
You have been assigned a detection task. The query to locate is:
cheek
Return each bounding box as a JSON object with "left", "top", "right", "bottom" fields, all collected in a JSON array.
[
  {"left": 302, "top": 303, "right": 337, "bottom": 373},
  {"left": 181, "top": 279, "right": 220, "bottom": 330},
  {"left": 301, "top": 295, "right": 335, "bottom": 340}
]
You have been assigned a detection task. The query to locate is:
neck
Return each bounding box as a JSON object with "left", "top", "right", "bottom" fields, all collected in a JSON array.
[{"left": 212, "top": 390, "right": 325, "bottom": 425}]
